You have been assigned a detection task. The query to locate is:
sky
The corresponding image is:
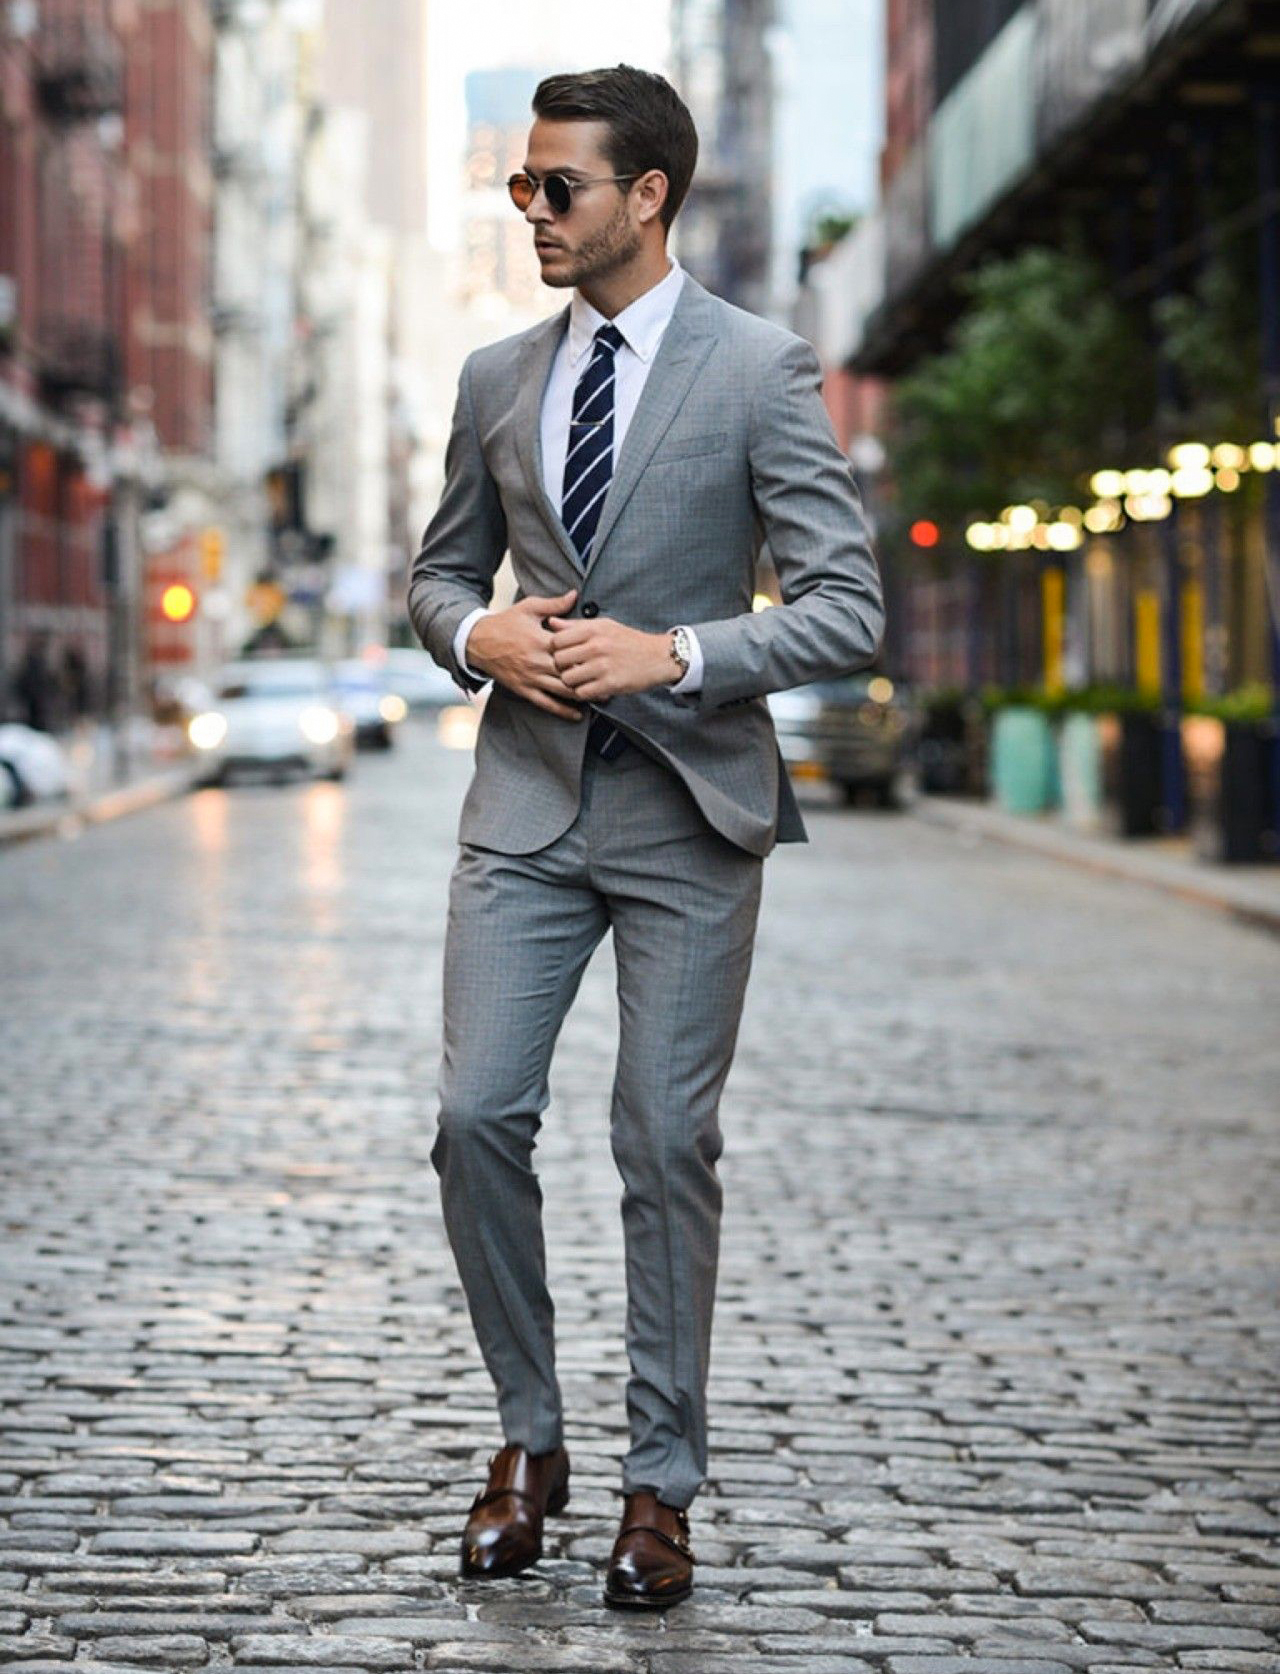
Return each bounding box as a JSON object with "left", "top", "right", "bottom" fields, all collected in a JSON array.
[
  {"left": 775, "top": 0, "right": 884, "bottom": 239},
  {"left": 425, "top": 0, "right": 673, "bottom": 251},
  {"left": 423, "top": 0, "right": 886, "bottom": 303}
]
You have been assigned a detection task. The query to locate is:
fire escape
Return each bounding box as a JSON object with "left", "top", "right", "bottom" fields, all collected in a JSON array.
[{"left": 34, "top": 10, "right": 125, "bottom": 406}]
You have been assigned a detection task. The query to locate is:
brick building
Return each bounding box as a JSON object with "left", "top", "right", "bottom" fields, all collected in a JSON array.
[{"left": 0, "top": 0, "right": 215, "bottom": 733}]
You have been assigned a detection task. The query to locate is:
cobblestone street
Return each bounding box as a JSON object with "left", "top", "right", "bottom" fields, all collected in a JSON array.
[{"left": 2, "top": 718, "right": 1278, "bottom": 1674}]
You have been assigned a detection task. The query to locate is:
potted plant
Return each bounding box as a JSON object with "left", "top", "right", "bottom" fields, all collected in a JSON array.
[
  {"left": 1183, "top": 684, "right": 1278, "bottom": 863},
  {"left": 1055, "top": 691, "right": 1106, "bottom": 832},
  {"left": 981, "top": 684, "right": 1059, "bottom": 814},
  {"left": 918, "top": 686, "right": 988, "bottom": 795}
]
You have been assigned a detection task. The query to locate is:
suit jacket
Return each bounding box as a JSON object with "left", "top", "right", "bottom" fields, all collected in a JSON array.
[{"left": 406, "top": 269, "right": 885, "bottom": 858}]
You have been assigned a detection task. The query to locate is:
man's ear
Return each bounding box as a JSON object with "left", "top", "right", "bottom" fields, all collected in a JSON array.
[{"left": 636, "top": 169, "right": 669, "bottom": 227}]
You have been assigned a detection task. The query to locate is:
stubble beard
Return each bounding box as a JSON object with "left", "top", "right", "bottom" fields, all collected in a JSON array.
[{"left": 541, "top": 198, "right": 643, "bottom": 290}]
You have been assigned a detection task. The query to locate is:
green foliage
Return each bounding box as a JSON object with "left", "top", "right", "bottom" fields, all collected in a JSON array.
[
  {"left": 972, "top": 682, "right": 1161, "bottom": 717},
  {"left": 887, "top": 247, "right": 1154, "bottom": 527},
  {"left": 963, "top": 681, "right": 1275, "bottom": 722},
  {"left": 1153, "top": 251, "right": 1261, "bottom": 440},
  {"left": 1186, "top": 682, "right": 1274, "bottom": 724},
  {"left": 806, "top": 201, "right": 858, "bottom": 250}
]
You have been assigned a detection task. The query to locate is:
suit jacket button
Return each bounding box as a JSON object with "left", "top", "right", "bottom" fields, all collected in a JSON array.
[{"left": 581, "top": 601, "right": 600, "bottom": 618}]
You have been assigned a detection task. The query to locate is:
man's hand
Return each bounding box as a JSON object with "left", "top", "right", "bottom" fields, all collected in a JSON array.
[
  {"left": 467, "top": 589, "right": 584, "bottom": 720},
  {"left": 547, "top": 614, "right": 678, "bottom": 701}
]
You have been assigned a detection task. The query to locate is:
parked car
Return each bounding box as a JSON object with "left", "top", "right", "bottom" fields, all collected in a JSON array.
[
  {"left": 768, "top": 672, "right": 922, "bottom": 808},
  {"left": 372, "top": 647, "right": 468, "bottom": 711},
  {"left": 333, "top": 659, "right": 406, "bottom": 751},
  {"left": 0, "top": 723, "right": 69, "bottom": 808},
  {"left": 188, "top": 657, "right": 356, "bottom": 786}
]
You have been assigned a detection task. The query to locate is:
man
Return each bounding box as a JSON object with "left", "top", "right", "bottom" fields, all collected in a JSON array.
[{"left": 407, "top": 64, "right": 884, "bottom": 1610}]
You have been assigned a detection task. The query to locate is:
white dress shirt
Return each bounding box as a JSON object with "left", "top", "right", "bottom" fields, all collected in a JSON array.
[{"left": 451, "top": 253, "right": 703, "bottom": 696}]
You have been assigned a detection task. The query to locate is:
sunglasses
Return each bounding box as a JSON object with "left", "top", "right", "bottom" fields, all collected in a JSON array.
[{"left": 507, "top": 170, "right": 639, "bottom": 216}]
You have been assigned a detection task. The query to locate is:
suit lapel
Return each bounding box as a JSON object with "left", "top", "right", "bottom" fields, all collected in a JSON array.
[
  {"left": 513, "top": 303, "right": 582, "bottom": 571},
  {"left": 583, "top": 277, "right": 718, "bottom": 575}
]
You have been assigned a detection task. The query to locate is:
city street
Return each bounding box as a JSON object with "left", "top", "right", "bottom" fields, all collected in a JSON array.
[{"left": 1, "top": 718, "right": 1278, "bottom": 1674}]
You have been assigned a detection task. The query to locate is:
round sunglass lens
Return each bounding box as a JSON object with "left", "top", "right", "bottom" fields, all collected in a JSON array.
[
  {"left": 508, "top": 174, "right": 533, "bottom": 210},
  {"left": 545, "top": 175, "right": 572, "bottom": 214}
]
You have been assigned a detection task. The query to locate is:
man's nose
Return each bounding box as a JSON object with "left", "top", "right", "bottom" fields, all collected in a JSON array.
[{"left": 523, "top": 184, "right": 552, "bottom": 225}]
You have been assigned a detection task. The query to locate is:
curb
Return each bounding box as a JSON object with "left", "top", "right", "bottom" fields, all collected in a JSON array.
[
  {"left": 910, "top": 793, "right": 1280, "bottom": 938},
  {"left": 0, "top": 765, "right": 194, "bottom": 848}
]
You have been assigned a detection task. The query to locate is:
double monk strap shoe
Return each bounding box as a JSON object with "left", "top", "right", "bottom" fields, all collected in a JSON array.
[
  {"left": 602, "top": 1488, "right": 696, "bottom": 1609},
  {"left": 459, "top": 1442, "right": 571, "bottom": 1578}
]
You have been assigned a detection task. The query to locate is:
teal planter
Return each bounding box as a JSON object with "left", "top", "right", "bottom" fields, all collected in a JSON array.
[
  {"left": 990, "top": 705, "right": 1056, "bottom": 813},
  {"left": 1059, "top": 711, "right": 1104, "bottom": 830}
]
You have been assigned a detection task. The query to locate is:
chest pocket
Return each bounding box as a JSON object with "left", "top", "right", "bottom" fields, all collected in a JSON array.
[{"left": 648, "top": 429, "right": 729, "bottom": 466}]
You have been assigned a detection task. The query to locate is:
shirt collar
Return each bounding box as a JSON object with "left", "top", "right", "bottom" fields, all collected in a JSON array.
[{"left": 566, "top": 255, "right": 685, "bottom": 369}]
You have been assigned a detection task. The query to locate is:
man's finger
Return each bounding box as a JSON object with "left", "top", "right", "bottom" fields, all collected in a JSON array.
[
  {"left": 550, "top": 642, "right": 590, "bottom": 669},
  {"left": 535, "top": 669, "right": 579, "bottom": 696},
  {"left": 535, "top": 651, "right": 574, "bottom": 679},
  {"left": 569, "top": 677, "right": 611, "bottom": 700},
  {"left": 527, "top": 588, "right": 578, "bottom": 627},
  {"left": 525, "top": 687, "right": 583, "bottom": 719},
  {"left": 548, "top": 621, "right": 593, "bottom": 648},
  {"left": 561, "top": 659, "right": 606, "bottom": 690},
  {"left": 523, "top": 587, "right": 578, "bottom": 611}
]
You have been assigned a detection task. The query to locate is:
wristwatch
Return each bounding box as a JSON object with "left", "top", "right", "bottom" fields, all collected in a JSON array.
[{"left": 669, "top": 625, "right": 692, "bottom": 680}]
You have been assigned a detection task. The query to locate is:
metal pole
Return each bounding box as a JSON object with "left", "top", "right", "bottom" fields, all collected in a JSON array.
[
  {"left": 1255, "top": 91, "right": 1280, "bottom": 834},
  {"left": 1192, "top": 116, "right": 1226, "bottom": 698},
  {"left": 104, "top": 189, "right": 130, "bottom": 785},
  {"left": 0, "top": 428, "right": 13, "bottom": 716},
  {"left": 966, "top": 552, "right": 983, "bottom": 691},
  {"left": 1154, "top": 152, "right": 1187, "bottom": 831}
]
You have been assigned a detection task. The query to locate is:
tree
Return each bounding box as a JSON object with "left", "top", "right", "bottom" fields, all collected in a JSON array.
[
  {"left": 887, "top": 246, "right": 1154, "bottom": 528},
  {"left": 1154, "top": 248, "right": 1260, "bottom": 442}
]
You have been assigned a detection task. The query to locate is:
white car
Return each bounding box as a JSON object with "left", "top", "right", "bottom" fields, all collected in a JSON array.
[
  {"left": 189, "top": 657, "right": 356, "bottom": 786},
  {"left": 0, "top": 723, "right": 70, "bottom": 808}
]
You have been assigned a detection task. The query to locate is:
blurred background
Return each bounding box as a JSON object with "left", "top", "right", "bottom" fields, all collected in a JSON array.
[{"left": 0, "top": 0, "right": 1277, "bottom": 876}]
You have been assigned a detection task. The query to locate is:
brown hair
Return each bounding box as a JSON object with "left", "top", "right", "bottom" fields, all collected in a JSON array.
[{"left": 531, "top": 64, "right": 699, "bottom": 231}]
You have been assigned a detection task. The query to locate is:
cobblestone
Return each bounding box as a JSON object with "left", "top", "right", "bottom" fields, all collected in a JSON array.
[{"left": 1, "top": 725, "right": 1277, "bottom": 1671}]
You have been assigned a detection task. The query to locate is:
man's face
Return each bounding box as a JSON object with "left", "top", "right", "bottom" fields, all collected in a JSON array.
[{"left": 520, "top": 117, "right": 644, "bottom": 289}]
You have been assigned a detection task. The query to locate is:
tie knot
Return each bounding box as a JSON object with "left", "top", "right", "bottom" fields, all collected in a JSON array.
[{"left": 594, "top": 323, "right": 625, "bottom": 356}]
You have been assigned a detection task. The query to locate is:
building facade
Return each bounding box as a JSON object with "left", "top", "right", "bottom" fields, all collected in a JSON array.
[
  {"left": 0, "top": 0, "right": 223, "bottom": 733},
  {"left": 817, "top": 0, "right": 1280, "bottom": 717},
  {"left": 671, "top": 0, "right": 776, "bottom": 315}
]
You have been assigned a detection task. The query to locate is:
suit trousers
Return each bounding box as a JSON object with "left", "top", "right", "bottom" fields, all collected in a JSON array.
[{"left": 431, "top": 738, "right": 764, "bottom": 1509}]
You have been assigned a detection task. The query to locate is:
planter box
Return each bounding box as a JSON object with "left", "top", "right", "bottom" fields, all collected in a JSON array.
[
  {"left": 1098, "top": 710, "right": 1165, "bottom": 837},
  {"left": 1058, "top": 711, "right": 1105, "bottom": 832},
  {"left": 920, "top": 701, "right": 987, "bottom": 796},
  {"left": 1185, "top": 714, "right": 1280, "bottom": 864},
  {"left": 990, "top": 705, "right": 1057, "bottom": 813}
]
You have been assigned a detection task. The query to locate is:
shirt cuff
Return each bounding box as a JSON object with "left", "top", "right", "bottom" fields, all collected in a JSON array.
[
  {"left": 668, "top": 626, "right": 703, "bottom": 697},
  {"left": 453, "top": 606, "right": 492, "bottom": 691}
]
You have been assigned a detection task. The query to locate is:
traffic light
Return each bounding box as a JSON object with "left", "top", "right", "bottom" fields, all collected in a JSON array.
[
  {"left": 199, "top": 527, "right": 224, "bottom": 581},
  {"left": 147, "top": 563, "right": 199, "bottom": 664},
  {"left": 160, "top": 581, "right": 196, "bottom": 623}
]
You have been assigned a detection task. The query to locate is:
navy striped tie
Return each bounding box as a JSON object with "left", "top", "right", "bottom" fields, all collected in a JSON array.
[{"left": 561, "top": 322, "right": 624, "bottom": 565}]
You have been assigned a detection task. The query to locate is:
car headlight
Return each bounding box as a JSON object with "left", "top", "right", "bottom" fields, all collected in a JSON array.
[
  {"left": 188, "top": 711, "right": 228, "bottom": 750},
  {"left": 298, "top": 705, "right": 339, "bottom": 744},
  {"left": 378, "top": 693, "right": 407, "bottom": 723}
]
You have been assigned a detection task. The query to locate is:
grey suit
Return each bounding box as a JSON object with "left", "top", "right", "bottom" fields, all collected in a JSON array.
[
  {"left": 408, "top": 270, "right": 885, "bottom": 858},
  {"left": 408, "top": 269, "right": 883, "bottom": 1509}
]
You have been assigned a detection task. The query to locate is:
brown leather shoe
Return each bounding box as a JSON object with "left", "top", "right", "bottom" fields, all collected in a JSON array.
[
  {"left": 602, "top": 1488, "right": 696, "bottom": 1609},
  {"left": 459, "top": 1442, "right": 570, "bottom": 1578}
]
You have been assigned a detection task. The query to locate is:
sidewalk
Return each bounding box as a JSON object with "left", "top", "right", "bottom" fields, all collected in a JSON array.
[
  {"left": 0, "top": 719, "right": 194, "bottom": 847},
  {"left": 911, "top": 790, "right": 1280, "bottom": 934}
]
